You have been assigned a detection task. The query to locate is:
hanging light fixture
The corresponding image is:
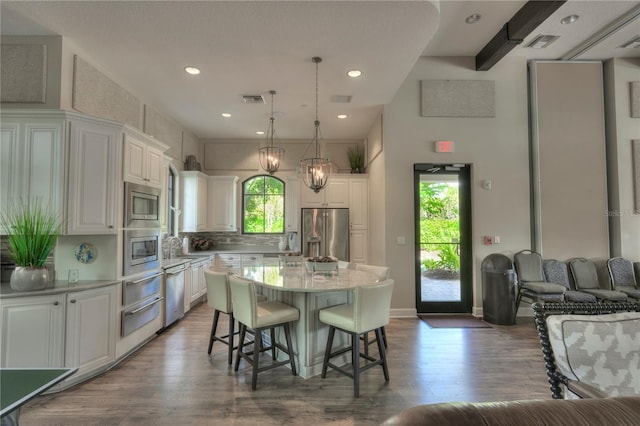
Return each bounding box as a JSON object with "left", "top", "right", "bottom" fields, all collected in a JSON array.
[
  {"left": 300, "top": 57, "right": 332, "bottom": 193},
  {"left": 258, "top": 90, "right": 284, "bottom": 174}
]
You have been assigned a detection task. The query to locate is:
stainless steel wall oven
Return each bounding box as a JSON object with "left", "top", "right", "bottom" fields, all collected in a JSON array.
[{"left": 123, "top": 229, "right": 161, "bottom": 276}]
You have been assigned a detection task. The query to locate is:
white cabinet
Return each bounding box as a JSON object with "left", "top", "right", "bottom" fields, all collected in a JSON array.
[
  {"left": 0, "top": 116, "right": 65, "bottom": 230},
  {"left": 65, "top": 285, "right": 117, "bottom": 383},
  {"left": 188, "top": 257, "right": 211, "bottom": 304},
  {"left": 180, "top": 171, "right": 208, "bottom": 232},
  {"left": 160, "top": 156, "right": 171, "bottom": 231},
  {"left": 0, "top": 294, "right": 66, "bottom": 368},
  {"left": 183, "top": 268, "right": 192, "bottom": 314},
  {"left": 123, "top": 130, "right": 165, "bottom": 188},
  {"left": 66, "top": 119, "right": 120, "bottom": 234},
  {"left": 285, "top": 175, "right": 300, "bottom": 232},
  {"left": 299, "top": 177, "right": 348, "bottom": 208},
  {"left": 207, "top": 176, "right": 239, "bottom": 232},
  {"left": 348, "top": 177, "right": 369, "bottom": 230},
  {"left": 214, "top": 254, "right": 241, "bottom": 274},
  {"left": 349, "top": 229, "right": 369, "bottom": 265}
]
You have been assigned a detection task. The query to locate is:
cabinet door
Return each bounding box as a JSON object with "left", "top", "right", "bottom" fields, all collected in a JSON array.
[
  {"left": 350, "top": 230, "right": 368, "bottom": 265},
  {"left": 0, "top": 294, "right": 65, "bottom": 368},
  {"left": 190, "top": 264, "right": 201, "bottom": 303},
  {"left": 208, "top": 176, "right": 238, "bottom": 231},
  {"left": 184, "top": 268, "right": 192, "bottom": 313},
  {"left": 179, "top": 171, "right": 208, "bottom": 232},
  {"left": 65, "top": 285, "right": 117, "bottom": 379},
  {"left": 146, "top": 146, "right": 164, "bottom": 187},
  {"left": 0, "top": 122, "right": 21, "bottom": 210},
  {"left": 124, "top": 135, "right": 146, "bottom": 184},
  {"left": 67, "top": 120, "right": 119, "bottom": 234},
  {"left": 324, "top": 178, "right": 349, "bottom": 207},
  {"left": 299, "top": 183, "right": 325, "bottom": 208},
  {"left": 284, "top": 176, "right": 299, "bottom": 232},
  {"left": 196, "top": 175, "right": 208, "bottom": 231},
  {"left": 349, "top": 178, "right": 369, "bottom": 230}
]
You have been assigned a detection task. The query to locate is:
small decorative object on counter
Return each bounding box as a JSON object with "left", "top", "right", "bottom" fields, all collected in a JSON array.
[
  {"left": 191, "top": 237, "right": 217, "bottom": 251},
  {"left": 305, "top": 256, "right": 339, "bottom": 274},
  {"left": 279, "top": 253, "right": 303, "bottom": 268}
]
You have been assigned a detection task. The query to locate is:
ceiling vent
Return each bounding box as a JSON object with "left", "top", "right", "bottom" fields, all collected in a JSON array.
[
  {"left": 331, "top": 95, "right": 352, "bottom": 103},
  {"left": 619, "top": 35, "right": 640, "bottom": 49},
  {"left": 526, "top": 34, "right": 560, "bottom": 49},
  {"left": 242, "top": 95, "right": 265, "bottom": 104}
]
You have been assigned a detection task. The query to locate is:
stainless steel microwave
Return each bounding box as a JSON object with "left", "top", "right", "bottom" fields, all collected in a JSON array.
[
  {"left": 124, "top": 182, "right": 161, "bottom": 228},
  {"left": 123, "top": 229, "right": 161, "bottom": 276}
]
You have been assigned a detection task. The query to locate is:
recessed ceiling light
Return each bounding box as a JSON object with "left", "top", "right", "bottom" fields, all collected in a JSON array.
[
  {"left": 337, "top": 114, "right": 347, "bottom": 119},
  {"left": 465, "top": 14, "right": 481, "bottom": 24},
  {"left": 184, "top": 66, "right": 200, "bottom": 75},
  {"left": 560, "top": 15, "right": 579, "bottom": 25},
  {"left": 347, "top": 70, "right": 362, "bottom": 78},
  {"left": 256, "top": 131, "right": 265, "bottom": 135},
  {"left": 221, "top": 113, "right": 231, "bottom": 118}
]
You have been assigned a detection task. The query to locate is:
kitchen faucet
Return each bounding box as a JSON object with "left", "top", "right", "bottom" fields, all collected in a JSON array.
[{"left": 165, "top": 236, "right": 182, "bottom": 259}]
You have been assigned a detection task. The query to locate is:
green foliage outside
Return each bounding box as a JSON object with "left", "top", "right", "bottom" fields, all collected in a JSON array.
[
  {"left": 419, "top": 182, "right": 460, "bottom": 272},
  {"left": 243, "top": 175, "right": 285, "bottom": 233}
]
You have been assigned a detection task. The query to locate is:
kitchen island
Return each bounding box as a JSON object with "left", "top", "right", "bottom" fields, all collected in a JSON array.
[{"left": 236, "top": 258, "right": 381, "bottom": 378}]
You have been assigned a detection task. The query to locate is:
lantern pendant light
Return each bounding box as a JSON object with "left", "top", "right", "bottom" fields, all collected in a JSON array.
[
  {"left": 300, "top": 57, "right": 332, "bottom": 193},
  {"left": 259, "top": 90, "right": 284, "bottom": 174}
]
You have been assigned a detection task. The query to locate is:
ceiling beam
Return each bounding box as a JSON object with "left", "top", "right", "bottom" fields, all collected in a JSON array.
[{"left": 475, "top": 0, "right": 566, "bottom": 71}]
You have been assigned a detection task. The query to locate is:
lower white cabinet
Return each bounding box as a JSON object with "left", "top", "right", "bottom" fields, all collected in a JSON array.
[
  {"left": 350, "top": 230, "right": 369, "bottom": 265},
  {"left": 0, "top": 284, "right": 117, "bottom": 389},
  {"left": 214, "top": 253, "right": 241, "bottom": 274},
  {"left": 65, "top": 285, "right": 117, "bottom": 384},
  {"left": 184, "top": 269, "right": 192, "bottom": 314},
  {"left": 0, "top": 293, "right": 65, "bottom": 368},
  {"left": 188, "top": 257, "right": 211, "bottom": 305}
]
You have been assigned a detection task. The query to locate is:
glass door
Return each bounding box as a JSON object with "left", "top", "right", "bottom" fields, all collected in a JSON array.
[{"left": 414, "top": 164, "right": 472, "bottom": 313}]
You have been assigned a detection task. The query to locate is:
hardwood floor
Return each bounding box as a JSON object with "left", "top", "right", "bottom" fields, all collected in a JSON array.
[{"left": 19, "top": 302, "right": 551, "bottom": 425}]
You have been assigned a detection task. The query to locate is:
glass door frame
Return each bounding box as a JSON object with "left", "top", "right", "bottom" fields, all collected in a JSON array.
[{"left": 414, "top": 163, "right": 472, "bottom": 313}]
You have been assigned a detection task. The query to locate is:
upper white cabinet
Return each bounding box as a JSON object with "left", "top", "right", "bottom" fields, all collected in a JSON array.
[
  {"left": 299, "top": 177, "right": 348, "bottom": 208},
  {"left": 180, "top": 171, "right": 208, "bottom": 232},
  {"left": 207, "top": 176, "right": 239, "bottom": 232},
  {"left": 123, "top": 129, "right": 165, "bottom": 188},
  {"left": 67, "top": 119, "right": 120, "bottom": 234},
  {"left": 285, "top": 175, "right": 299, "bottom": 232},
  {"left": 0, "top": 116, "right": 65, "bottom": 225}
]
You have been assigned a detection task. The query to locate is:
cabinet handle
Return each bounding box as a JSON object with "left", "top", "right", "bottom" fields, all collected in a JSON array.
[
  {"left": 53, "top": 301, "right": 59, "bottom": 306},
  {"left": 108, "top": 225, "right": 114, "bottom": 229},
  {"left": 70, "top": 299, "right": 76, "bottom": 303}
]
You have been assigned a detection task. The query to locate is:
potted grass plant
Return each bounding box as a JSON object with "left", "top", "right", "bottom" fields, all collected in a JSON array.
[
  {"left": 1, "top": 200, "right": 61, "bottom": 291},
  {"left": 347, "top": 145, "right": 364, "bottom": 173}
]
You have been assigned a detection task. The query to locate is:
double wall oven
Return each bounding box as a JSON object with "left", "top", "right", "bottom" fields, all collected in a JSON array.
[{"left": 122, "top": 182, "right": 164, "bottom": 337}]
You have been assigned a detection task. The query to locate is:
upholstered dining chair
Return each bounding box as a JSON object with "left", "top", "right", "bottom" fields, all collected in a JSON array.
[
  {"left": 354, "top": 263, "right": 391, "bottom": 354},
  {"left": 542, "top": 259, "right": 596, "bottom": 303},
  {"left": 204, "top": 270, "right": 266, "bottom": 364},
  {"left": 228, "top": 274, "right": 299, "bottom": 391},
  {"left": 319, "top": 279, "right": 394, "bottom": 398},
  {"left": 569, "top": 258, "right": 627, "bottom": 302},
  {"left": 607, "top": 257, "right": 640, "bottom": 300},
  {"left": 513, "top": 250, "right": 566, "bottom": 319}
]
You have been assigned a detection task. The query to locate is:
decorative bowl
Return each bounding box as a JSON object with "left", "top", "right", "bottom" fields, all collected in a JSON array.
[{"left": 304, "top": 258, "right": 338, "bottom": 273}]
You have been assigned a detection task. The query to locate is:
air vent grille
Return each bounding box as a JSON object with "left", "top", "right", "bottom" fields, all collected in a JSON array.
[
  {"left": 242, "top": 95, "right": 265, "bottom": 104},
  {"left": 331, "top": 95, "right": 352, "bottom": 103},
  {"left": 526, "top": 34, "right": 559, "bottom": 49}
]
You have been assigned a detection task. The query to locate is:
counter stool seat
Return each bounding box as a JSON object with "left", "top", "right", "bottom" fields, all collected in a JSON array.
[
  {"left": 205, "top": 270, "right": 265, "bottom": 364},
  {"left": 319, "top": 279, "right": 394, "bottom": 397},
  {"left": 229, "top": 275, "right": 299, "bottom": 390}
]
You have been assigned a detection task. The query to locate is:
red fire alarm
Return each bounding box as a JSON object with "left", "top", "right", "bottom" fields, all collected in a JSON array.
[{"left": 435, "top": 140, "right": 455, "bottom": 153}]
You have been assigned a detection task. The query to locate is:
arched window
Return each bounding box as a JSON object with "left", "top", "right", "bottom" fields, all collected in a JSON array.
[{"left": 242, "top": 175, "right": 284, "bottom": 234}]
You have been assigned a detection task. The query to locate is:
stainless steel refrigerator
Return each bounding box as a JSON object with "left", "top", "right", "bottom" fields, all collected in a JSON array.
[{"left": 301, "top": 208, "right": 349, "bottom": 261}]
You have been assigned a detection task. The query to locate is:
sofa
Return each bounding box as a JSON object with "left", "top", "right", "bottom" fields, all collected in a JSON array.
[{"left": 381, "top": 397, "right": 640, "bottom": 425}]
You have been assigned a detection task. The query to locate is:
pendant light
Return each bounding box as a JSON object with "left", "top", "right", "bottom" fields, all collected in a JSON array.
[
  {"left": 259, "top": 90, "right": 284, "bottom": 174},
  {"left": 300, "top": 57, "right": 332, "bottom": 193}
]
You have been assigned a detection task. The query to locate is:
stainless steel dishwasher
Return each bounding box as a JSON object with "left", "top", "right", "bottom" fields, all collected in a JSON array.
[{"left": 164, "top": 263, "right": 186, "bottom": 327}]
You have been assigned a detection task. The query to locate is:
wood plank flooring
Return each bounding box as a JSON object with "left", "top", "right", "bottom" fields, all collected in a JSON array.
[{"left": 19, "top": 302, "right": 551, "bottom": 425}]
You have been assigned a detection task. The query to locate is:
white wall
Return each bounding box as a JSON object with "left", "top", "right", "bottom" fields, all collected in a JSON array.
[
  {"left": 604, "top": 57, "right": 640, "bottom": 260},
  {"left": 381, "top": 56, "right": 532, "bottom": 315}
]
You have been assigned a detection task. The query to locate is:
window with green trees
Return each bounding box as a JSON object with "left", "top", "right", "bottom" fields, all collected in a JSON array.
[{"left": 242, "top": 175, "right": 284, "bottom": 234}]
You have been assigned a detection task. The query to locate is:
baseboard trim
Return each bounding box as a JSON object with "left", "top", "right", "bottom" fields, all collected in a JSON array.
[{"left": 390, "top": 308, "right": 417, "bottom": 318}]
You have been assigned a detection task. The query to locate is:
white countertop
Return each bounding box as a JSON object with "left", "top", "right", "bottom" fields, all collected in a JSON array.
[
  {"left": 0, "top": 279, "right": 121, "bottom": 299},
  {"left": 239, "top": 259, "right": 381, "bottom": 293}
]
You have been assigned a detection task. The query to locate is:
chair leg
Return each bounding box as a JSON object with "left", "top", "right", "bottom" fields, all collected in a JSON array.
[
  {"left": 251, "top": 329, "right": 262, "bottom": 391},
  {"left": 363, "top": 332, "right": 369, "bottom": 356},
  {"left": 283, "top": 323, "right": 297, "bottom": 376},
  {"left": 208, "top": 310, "right": 221, "bottom": 355},
  {"left": 227, "top": 313, "right": 235, "bottom": 364},
  {"left": 514, "top": 292, "right": 522, "bottom": 323},
  {"left": 234, "top": 324, "right": 246, "bottom": 372},
  {"left": 376, "top": 327, "right": 389, "bottom": 381},
  {"left": 270, "top": 328, "right": 277, "bottom": 360},
  {"left": 381, "top": 326, "right": 388, "bottom": 349},
  {"left": 321, "top": 326, "right": 336, "bottom": 378},
  {"left": 353, "top": 331, "right": 360, "bottom": 398}
]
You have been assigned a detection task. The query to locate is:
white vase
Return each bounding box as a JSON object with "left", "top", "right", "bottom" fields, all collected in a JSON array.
[{"left": 10, "top": 266, "right": 49, "bottom": 291}]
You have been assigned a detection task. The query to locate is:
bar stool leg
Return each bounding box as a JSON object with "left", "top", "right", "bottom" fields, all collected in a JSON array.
[
  {"left": 234, "top": 324, "right": 247, "bottom": 372},
  {"left": 227, "top": 313, "right": 235, "bottom": 364},
  {"left": 352, "top": 331, "right": 360, "bottom": 398},
  {"left": 208, "top": 310, "right": 221, "bottom": 355},
  {"left": 321, "top": 326, "right": 335, "bottom": 378},
  {"left": 252, "top": 329, "right": 262, "bottom": 390},
  {"left": 284, "top": 323, "right": 297, "bottom": 376},
  {"left": 376, "top": 327, "right": 389, "bottom": 381},
  {"left": 270, "top": 328, "right": 277, "bottom": 360}
]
